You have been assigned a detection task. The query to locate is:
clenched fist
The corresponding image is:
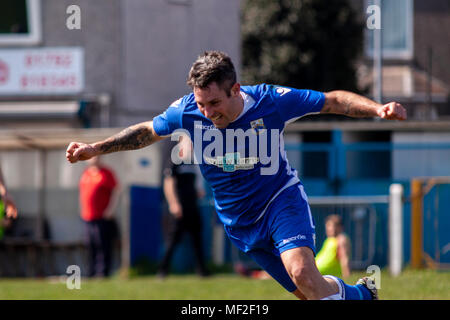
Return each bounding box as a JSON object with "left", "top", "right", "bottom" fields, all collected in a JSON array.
[
  {"left": 377, "top": 102, "right": 407, "bottom": 121},
  {"left": 66, "top": 142, "right": 98, "bottom": 163}
]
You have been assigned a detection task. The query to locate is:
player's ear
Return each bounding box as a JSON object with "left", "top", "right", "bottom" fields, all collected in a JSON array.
[{"left": 230, "top": 82, "right": 240, "bottom": 97}]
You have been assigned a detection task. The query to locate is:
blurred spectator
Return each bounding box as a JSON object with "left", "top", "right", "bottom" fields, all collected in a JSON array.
[
  {"left": 158, "top": 136, "right": 209, "bottom": 278},
  {"left": 0, "top": 165, "right": 18, "bottom": 219},
  {"left": 79, "top": 156, "right": 120, "bottom": 278},
  {"left": 0, "top": 165, "right": 18, "bottom": 240},
  {"left": 315, "top": 214, "right": 351, "bottom": 278}
]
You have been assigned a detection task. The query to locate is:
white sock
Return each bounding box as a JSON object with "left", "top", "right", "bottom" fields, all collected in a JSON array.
[
  {"left": 320, "top": 293, "right": 343, "bottom": 300},
  {"left": 323, "top": 275, "right": 345, "bottom": 300}
]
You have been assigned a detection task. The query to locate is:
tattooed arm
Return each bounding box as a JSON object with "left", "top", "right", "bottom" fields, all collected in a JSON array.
[
  {"left": 321, "top": 91, "right": 407, "bottom": 120},
  {"left": 66, "top": 121, "right": 165, "bottom": 163}
]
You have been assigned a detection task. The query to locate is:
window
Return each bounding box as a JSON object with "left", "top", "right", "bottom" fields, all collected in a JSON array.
[
  {"left": 365, "top": 0, "right": 413, "bottom": 59},
  {"left": 0, "top": 0, "right": 42, "bottom": 46}
]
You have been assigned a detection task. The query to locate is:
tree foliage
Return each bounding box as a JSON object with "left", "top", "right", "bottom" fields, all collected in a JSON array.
[{"left": 241, "top": 0, "right": 364, "bottom": 92}]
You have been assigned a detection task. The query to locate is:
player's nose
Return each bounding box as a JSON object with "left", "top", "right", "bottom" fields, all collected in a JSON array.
[{"left": 203, "top": 105, "right": 215, "bottom": 119}]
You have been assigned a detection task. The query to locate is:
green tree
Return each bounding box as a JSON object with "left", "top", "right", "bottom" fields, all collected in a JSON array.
[{"left": 241, "top": 0, "right": 364, "bottom": 92}]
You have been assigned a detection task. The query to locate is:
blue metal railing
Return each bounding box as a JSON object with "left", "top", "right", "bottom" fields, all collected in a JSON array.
[
  {"left": 285, "top": 142, "right": 450, "bottom": 152},
  {"left": 285, "top": 140, "right": 450, "bottom": 181}
]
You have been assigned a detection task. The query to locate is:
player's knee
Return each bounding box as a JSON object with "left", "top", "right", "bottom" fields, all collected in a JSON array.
[{"left": 289, "top": 265, "right": 315, "bottom": 291}]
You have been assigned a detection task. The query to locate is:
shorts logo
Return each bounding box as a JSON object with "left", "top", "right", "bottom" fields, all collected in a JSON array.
[
  {"left": 250, "top": 118, "right": 265, "bottom": 135},
  {"left": 281, "top": 234, "right": 307, "bottom": 245}
]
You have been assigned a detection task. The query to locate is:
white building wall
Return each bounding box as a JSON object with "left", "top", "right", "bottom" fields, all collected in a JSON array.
[{"left": 120, "top": 0, "right": 241, "bottom": 126}]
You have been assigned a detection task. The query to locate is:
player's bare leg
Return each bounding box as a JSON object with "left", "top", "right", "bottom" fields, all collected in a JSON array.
[
  {"left": 281, "top": 247, "right": 339, "bottom": 300},
  {"left": 292, "top": 289, "right": 308, "bottom": 300}
]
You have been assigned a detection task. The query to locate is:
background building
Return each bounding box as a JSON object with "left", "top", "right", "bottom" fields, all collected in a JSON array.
[
  {"left": 0, "top": 0, "right": 241, "bottom": 276},
  {"left": 352, "top": 0, "right": 449, "bottom": 119}
]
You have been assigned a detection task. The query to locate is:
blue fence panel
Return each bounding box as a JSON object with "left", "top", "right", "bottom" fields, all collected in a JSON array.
[{"left": 130, "top": 186, "right": 163, "bottom": 266}]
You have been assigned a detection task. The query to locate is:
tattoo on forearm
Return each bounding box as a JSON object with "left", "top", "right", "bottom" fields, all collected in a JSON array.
[
  {"left": 325, "top": 91, "right": 379, "bottom": 118},
  {"left": 100, "top": 124, "right": 154, "bottom": 154},
  {"left": 341, "top": 96, "right": 374, "bottom": 117}
]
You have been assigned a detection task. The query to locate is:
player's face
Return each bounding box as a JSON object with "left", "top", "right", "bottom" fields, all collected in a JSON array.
[
  {"left": 326, "top": 221, "right": 339, "bottom": 238},
  {"left": 194, "top": 82, "right": 242, "bottom": 129}
]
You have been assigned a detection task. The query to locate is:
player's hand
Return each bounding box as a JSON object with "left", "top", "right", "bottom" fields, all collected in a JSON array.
[
  {"left": 4, "top": 195, "right": 18, "bottom": 219},
  {"left": 66, "top": 142, "right": 98, "bottom": 163},
  {"left": 169, "top": 202, "right": 183, "bottom": 219},
  {"left": 377, "top": 102, "right": 407, "bottom": 121}
]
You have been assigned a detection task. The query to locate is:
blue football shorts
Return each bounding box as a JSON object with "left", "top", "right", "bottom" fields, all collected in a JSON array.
[{"left": 224, "top": 183, "right": 316, "bottom": 292}]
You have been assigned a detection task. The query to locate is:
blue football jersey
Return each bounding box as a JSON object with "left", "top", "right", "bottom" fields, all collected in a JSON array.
[{"left": 153, "top": 84, "right": 325, "bottom": 227}]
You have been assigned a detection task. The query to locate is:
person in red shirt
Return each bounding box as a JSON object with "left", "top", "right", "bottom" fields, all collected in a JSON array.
[{"left": 79, "top": 156, "right": 119, "bottom": 277}]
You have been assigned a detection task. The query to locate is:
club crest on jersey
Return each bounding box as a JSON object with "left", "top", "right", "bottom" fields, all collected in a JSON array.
[
  {"left": 250, "top": 118, "right": 265, "bottom": 135},
  {"left": 172, "top": 121, "right": 281, "bottom": 175}
]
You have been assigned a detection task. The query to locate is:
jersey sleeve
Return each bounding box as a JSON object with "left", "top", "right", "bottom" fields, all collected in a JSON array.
[
  {"left": 152, "top": 97, "right": 185, "bottom": 136},
  {"left": 269, "top": 85, "right": 325, "bottom": 123}
]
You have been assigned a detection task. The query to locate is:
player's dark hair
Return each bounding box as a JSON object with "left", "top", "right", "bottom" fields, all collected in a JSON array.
[{"left": 187, "top": 51, "right": 236, "bottom": 96}]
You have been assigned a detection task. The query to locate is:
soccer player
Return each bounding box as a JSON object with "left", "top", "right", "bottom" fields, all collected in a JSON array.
[{"left": 66, "top": 51, "right": 406, "bottom": 299}]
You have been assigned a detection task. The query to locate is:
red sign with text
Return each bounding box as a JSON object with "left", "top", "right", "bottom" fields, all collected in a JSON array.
[{"left": 0, "top": 47, "right": 84, "bottom": 95}]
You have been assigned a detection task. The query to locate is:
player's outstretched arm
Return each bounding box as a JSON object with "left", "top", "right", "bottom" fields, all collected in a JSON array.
[
  {"left": 66, "top": 121, "right": 165, "bottom": 163},
  {"left": 322, "top": 91, "right": 407, "bottom": 121}
]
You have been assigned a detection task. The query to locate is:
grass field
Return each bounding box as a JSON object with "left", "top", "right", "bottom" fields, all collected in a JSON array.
[{"left": 0, "top": 268, "right": 448, "bottom": 300}]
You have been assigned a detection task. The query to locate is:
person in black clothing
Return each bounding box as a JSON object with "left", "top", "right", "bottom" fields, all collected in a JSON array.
[{"left": 158, "top": 135, "right": 209, "bottom": 277}]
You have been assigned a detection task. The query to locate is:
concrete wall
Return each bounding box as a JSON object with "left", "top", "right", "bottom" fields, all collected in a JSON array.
[
  {"left": 119, "top": 0, "right": 241, "bottom": 126},
  {"left": 39, "top": 0, "right": 241, "bottom": 127},
  {"left": 42, "top": 0, "right": 123, "bottom": 111}
]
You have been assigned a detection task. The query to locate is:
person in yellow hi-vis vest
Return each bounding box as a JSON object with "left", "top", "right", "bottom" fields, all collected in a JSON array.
[{"left": 316, "top": 214, "right": 351, "bottom": 278}]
